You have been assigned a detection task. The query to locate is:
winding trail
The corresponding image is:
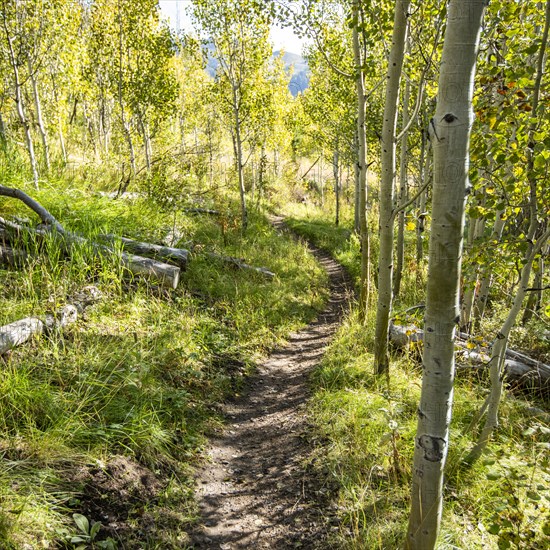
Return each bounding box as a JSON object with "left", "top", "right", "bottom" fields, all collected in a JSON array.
[{"left": 189, "top": 218, "right": 354, "bottom": 549}]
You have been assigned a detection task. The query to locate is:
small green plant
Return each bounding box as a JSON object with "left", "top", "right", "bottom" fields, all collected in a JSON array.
[{"left": 67, "top": 513, "right": 117, "bottom": 550}]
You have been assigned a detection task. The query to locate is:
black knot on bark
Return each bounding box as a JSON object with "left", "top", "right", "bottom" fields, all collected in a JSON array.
[
  {"left": 442, "top": 113, "right": 458, "bottom": 123},
  {"left": 418, "top": 434, "right": 446, "bottom": 462}
]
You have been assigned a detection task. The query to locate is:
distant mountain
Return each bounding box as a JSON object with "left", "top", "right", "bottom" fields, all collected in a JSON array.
[
  {"left": 203, "top": 43, "right": 309, "bottom": 96},
  {"left": 273, "top": 50, "right": 310, "bottom": 96}
]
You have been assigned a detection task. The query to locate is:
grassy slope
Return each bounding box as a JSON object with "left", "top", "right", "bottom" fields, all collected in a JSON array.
[
  {"left": 284, "top": 202, "right": 550, "bottom": 549},
  {"left": 0, "top": 182, "right": 327, "bottom": 548}
]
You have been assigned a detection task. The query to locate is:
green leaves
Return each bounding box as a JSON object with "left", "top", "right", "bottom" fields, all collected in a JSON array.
[{"left": 73, "top": 513, "right": 90, "bottom": 536}]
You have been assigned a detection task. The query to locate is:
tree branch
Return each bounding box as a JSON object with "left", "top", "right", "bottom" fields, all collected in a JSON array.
[{"left": 0, "top": 185, "right": 64, "bottom": 232}]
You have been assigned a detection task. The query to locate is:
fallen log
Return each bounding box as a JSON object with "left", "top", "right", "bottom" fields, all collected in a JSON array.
[
  {"left": 204, "top": 251, "right": 275, "bottom": 278},
  {"left": 0, "top": 305, "right": 78, "bottom": 355},
  {"left": 389, "top": 323, "right": 550, "bottom": 388},
  {"left": 0, "top": 185, "right": 64, "bottom": 232},
  {"left": 121, "top": 254, "right": 180, "bottom": 289},
  {"left": 100, "top": 234, "right": 189, "bottom": 269},
  {"left": 0, "top": 219, "right": 180, "bottom": 290}
]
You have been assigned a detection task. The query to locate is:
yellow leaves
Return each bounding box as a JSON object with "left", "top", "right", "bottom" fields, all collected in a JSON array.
[{"left": 406, "top": 221, "right": 416, "bottom": 231}]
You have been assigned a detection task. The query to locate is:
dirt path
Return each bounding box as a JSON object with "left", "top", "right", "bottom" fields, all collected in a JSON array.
[{"left": 189, "top": 219, "right": 353, "bottom": 549}]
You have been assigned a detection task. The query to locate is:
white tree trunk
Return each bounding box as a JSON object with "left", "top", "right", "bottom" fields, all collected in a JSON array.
[
  {"left": 407, "top": 2, "right": 486, "bottom": 548},
  {"left": 352, "top": 4, "right": 370, "bottom": 319},
  {"left": 394, "top": 77, "right": 410, "bottom": 298},
  {"left": 416, "top": 135, "right": 430, "bottom": 266},
  {"left": 333, "top": 144, "right": 340, "bottom": 226},
  {"left": 28, "top": 58, "right": 51, "bottom": 172},
  {"left": 473, "top": 210, "right": 506, "bottom": 323},
  {"left": 2, "top": 15, "right": 39, "bottom": 188},
  {"left": 522, "top": 257, "right": 545, "bottom": 324},
  {"left": 353, "top": 131, "right": 361, "bottom": 233},
  {"left": 460, "top": 212, "right": 486, "bottom": 331},
  {"left": 373, "top": 0, "right": 410, "bottom": 373},
  {"left": 232, "top": 93, "right": 248, "bottom": 230}
]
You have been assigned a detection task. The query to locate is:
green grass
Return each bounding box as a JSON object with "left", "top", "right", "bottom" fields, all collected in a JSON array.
[
  {"left": 307, "top": 310, "right": 550, "bottom": 549},
  {"left": 283, "top": 201, "right": 550, "bottom": 549},
  {"left": 0, "top": 182, "right": 327, "bottom": 548}
]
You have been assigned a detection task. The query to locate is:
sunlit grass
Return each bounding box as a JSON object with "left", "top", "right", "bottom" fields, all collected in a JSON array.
[
  {"left": 288, "top": 208, "right": 550, "bottom": 549},
  {"left": 0, "top": 181, "right": 328, "bottom": 547}
]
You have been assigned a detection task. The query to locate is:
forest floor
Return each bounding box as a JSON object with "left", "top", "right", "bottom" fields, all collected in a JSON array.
[{"left": 189, "top": 218, "right": 355, "bottom": 549}]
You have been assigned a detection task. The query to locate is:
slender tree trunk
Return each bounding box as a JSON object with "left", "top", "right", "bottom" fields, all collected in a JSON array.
[
  {"left": 406, "top": 2, "right": 486, "bottom": 548},
  {"left": 416, "top": 134, "right": 430, "bottom": 267},
  {"left": 208, "top": 127, "right": 214, "bottom": 188},
  {"left": 28, "top": 58, "right": 50, "bottom": 172},
  {"left": 319, "top": 156, "right": 324, "bottom": 206},
  {"left": 117, "top": 2, "right": 135, "bottom": 177},
  {"left": 394, "top": 77, "right": 410, "bottom": 299},
  {"left": 232, "top": 90, "right": 247, "bottom": 230},
  {"left": 82, "top": 102, "right": 99, "bottom": 161},
  {"left": 2, "top": 15, "right": 39, "bottom": 188},
  {"left": 353, "top": 130, "right": 361, "bottom": 233},
  {"left": 101, "top": 93, "right": 110, "bottom": 155},
  {"left": 522, "top": 255, "right": 545, "bottom": 324},
  {"left": 138, "top": 112, "right": 152, "bottom": 173},
  {"left": 460, "top": 211, "right": 486, "bottom": 332},
  {"left": 0, "top": 112, "right": 7, "bottom": 149},
  {"left": 333, "top": 143, "right": 340, "bottom": 227},
  {"left": 352, "top": 2, "right": 370, "bottom": 320},
  {"left": 473, "top": 209, "right": 506, "bottom": 324},
  {"left": 273, "top": 149, "right": 279, "bottom": 177},
  {"left": 373, "top": 0, "right": 410, "bottom": 374},
  {"left": 251, "top": 158, "right": 256, "bottom": 202},
  {"left": 258, "top": 144, "right": 266, "bottom": 203},
  {"left": 179, "top": 114, "right": 186, "bottom": 153},
  {"left": 351, "top": 0, "right": 369, "bottom": 313}
]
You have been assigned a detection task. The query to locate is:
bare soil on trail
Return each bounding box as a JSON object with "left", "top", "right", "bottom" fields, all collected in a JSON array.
[{"left": 189, "top": 219, "right": 354, "bottom": 549}]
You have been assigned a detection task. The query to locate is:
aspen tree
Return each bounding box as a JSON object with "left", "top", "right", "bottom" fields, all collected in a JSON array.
[
  {"left": 393, "top": 76, "right": 410, "bottom": 299},
  {"left": 407, "top": 1, "right": 486, "bottom": 547},
  {"left": 352, "top": 0, "right": 371, "bottom": 320},
  {"left": 373, "top": 0, "right": 410, "bottom": 373},
  {"left": 1, "top": 2, "right": 39, "bottom": 187}
]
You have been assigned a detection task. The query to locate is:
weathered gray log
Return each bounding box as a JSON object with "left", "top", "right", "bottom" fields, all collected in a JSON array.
[
  {"left": 100, "top": 234, "right": 189, "bottom": 269},
  {"left": 0, "top": 185, "right": 64, "bottom": 231},
  {"left": 204, "top": 251, "right": 275, "bottom": 278},
  {"left": 0, "top": 245, "right": 29, "bottom": 267},
  {"left": 0, "top": 305, "right": 78, "bottom": 355},
  {"left": 389, "top": 323, "right": 550, "bottom": 387},
  {"left": 121, "top": 254, "right": 180, "bottom": 288},
  {"left": 388, "top": 323, "right": 423, "bottom": 347},
  {"left": 0, "top": 218, "right": 180, "bottom": 289}
]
